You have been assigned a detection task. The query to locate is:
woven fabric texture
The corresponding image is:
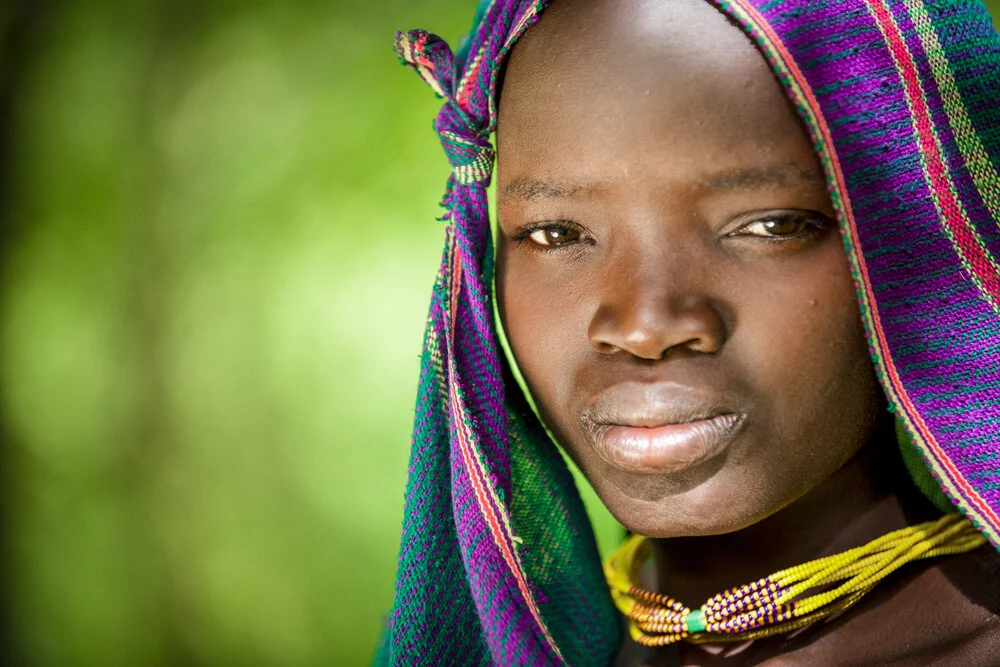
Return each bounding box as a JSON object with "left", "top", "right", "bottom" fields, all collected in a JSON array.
[{"left": 380, "top": 1, "right": 1000, "bottom": 664}]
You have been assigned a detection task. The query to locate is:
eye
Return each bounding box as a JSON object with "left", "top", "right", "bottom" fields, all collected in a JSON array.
[
  {"left": 520, "top": 223, "right": 585, "bottom": 248},
  {"left": 735, "top": 213, "right": 828, "bottom": 238}
]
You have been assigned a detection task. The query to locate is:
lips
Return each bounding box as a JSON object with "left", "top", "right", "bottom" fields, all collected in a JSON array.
[{"left": 581, "top": 382, "right": 746, "bottom": 474}]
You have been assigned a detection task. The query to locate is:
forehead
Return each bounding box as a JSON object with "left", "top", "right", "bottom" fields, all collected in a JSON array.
[{"left": 496, "top": 0, "right": 812, "bottom": 187}]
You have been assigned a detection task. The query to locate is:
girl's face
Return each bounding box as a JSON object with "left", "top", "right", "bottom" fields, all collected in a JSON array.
[{"left": 495, "top": 0, "right": 882, "bottom": 538}]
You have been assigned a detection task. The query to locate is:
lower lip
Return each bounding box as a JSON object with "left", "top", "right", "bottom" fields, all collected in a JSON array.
[{"left": 591, "top": 414, "right": 745, "bottom": 474}]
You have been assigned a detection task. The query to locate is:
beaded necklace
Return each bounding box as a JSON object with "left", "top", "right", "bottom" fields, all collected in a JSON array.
[{"left": 604, "top": 513, "right": 985, "bottom": 646}]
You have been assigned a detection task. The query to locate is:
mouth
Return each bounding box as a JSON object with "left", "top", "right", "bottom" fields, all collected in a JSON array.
[{"left": 581, "top": 382, "right": 747, "bottom": 475}]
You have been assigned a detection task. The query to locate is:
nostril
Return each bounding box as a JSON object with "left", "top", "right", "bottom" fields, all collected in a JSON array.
[{"left": 596, "top": 342, "right": 621, "bottom": 355}]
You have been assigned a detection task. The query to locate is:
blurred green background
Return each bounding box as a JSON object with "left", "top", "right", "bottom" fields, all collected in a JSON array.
[
  {"left": 2, "top": 1, "right": 998, "bottom": 665},
  {"left": 2, "top": 1, "right": 472, "bottom": 665}
]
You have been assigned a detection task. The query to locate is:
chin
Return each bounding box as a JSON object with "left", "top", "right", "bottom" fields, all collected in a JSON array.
[
  {"left": 592, "top": 464, "right": 784, "bottom": 539},
  {"left": 615, "top": 503, "right": 768, "bottom": 539}
]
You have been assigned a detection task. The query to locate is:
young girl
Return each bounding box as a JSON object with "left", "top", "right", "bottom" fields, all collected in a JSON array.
[{"left": 381, "top": 0, "right": 1000, "bottom": 664}]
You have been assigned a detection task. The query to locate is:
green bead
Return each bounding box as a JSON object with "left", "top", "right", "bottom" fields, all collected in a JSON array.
[{"left": 686, "top": 609, "right": 707, "bottom": 633}]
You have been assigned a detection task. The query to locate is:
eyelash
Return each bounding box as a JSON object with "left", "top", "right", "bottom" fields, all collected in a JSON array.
[
  {"left": 512, "top": 213, "right": 831, "bottom": 251},
  {"left": 730, "top": 213, "right": 831, "bottom": 242},
  {"left": 511, "top": 220, "right": 591, "bottom": 249}
]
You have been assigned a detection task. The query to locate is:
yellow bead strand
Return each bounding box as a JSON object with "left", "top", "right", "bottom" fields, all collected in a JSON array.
[{"left": 604, "top": 513, "right": 986, "bottom": 646}]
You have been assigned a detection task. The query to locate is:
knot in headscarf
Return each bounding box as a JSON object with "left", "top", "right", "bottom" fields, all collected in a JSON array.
[
  {"left": 436, "top": 130, "right": 494, "bottom": 187},
  {"left": 394, "top": 29, "right": 494, "bottom": 187}
]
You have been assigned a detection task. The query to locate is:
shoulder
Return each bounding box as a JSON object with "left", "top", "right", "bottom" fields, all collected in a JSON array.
[
  {"left": 949, "top": 617, "right": 1000, "bottom": 666},
  {"left": 772, "top": 544, "right": 1000, "bottom": 665},
  {"left": 935, "top": 542, "right": 1000, "bottom": 622},
  {"left": 851, "top": 544, "right": 1000, "bottom": 665},
  {"left": 920, "top": 545, "right": 1000, "bottom": 665}
]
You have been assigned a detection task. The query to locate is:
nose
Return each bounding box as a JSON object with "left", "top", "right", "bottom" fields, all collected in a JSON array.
[{"left": 587, "top": 264, "right": 727, "bottom": 360}]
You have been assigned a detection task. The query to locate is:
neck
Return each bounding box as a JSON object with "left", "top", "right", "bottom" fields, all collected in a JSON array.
[{"left": 650, "top": 420, "right": 942, "bottom": 606}]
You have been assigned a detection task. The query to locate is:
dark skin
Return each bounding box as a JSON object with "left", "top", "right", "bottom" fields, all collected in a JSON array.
[{"left": 493, "top": 0, "right": 1000, "bottom": 664}]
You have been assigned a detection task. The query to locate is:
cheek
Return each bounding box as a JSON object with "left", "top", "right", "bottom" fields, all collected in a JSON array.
[
  {"left": 496, "top": 243, "right": 593, "bottom": 413},
  {"left": 729, "top": 242, "right": 879, "bottom": 492},
  {"left": 745, "top": 244, "right": 872, "bottom": 416}
]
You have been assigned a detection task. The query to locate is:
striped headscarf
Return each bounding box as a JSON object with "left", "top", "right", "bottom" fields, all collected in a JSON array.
[{"left": 381, "top": 0, "right": 1000, "bottom": 664}]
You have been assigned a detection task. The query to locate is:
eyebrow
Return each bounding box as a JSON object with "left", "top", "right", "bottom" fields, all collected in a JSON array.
[
  {"left": 501, "top": 178, "right": 585, "bottom": 203},
  {"left": 500, "top": 164, "right": 825, "bottom": 203},
  {"left": 703, "top": 164, "right": 825, "bottom": 191}
]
